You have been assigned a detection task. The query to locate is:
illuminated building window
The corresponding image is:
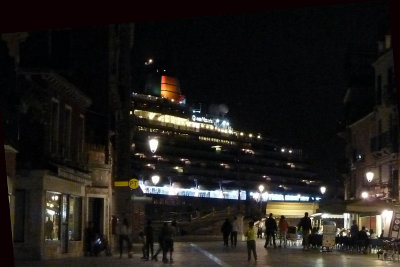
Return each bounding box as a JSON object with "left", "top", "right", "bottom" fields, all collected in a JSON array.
[
  {"left": 173, "top": 166, "right": 183, "bottom": 173},
  {"left": 146, "top": 163, "right": 156, "bottom": 169},
  {"left": 45, "top": 192, "right": 82, "bottom": 241},
  {"left": 134, "top": 153, "right": 146, "bottom": 158},
  {"left": 45, "top": 192, "right": 61, "bottom": 241},
  {"left": 68, "top": 196, "right": 82, "bottom": 241}
]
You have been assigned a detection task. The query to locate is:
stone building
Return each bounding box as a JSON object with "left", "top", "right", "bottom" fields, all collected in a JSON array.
[
  {"left": 1, "top": 25, "right": 127, "bottom": 259},
  {"left": 341, "top": 33, "right": 399, "bottom": 237}
]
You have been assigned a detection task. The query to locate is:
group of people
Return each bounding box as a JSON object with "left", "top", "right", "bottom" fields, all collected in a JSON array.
[
  {"left": 220, "top": 216, "right": 239, "bottom": 247},
  {"left": 83, "top": 217, "right": 176, "bottom": 262},
  {"left": 245, "top": 212, "right": 313, "bottom": 261},
  {"left": 263, "top": 213, "right": 290, "bottom": 249},
  {"left": 139, "top": 220, "right": 177, "bottom": 263},
  {"left": 343, "top": 220, "right": 378, "bottom": 253}
]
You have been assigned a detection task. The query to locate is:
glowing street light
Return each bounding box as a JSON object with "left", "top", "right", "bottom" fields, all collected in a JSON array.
[
  {"left": 259, "top": 184, "right": 265, "bottom": 193},
  {"left": 361, "top": 191, "right": 369, "bottom": 199},
  {"left": 320, "top": 186, "right": 326, "bottom": 195},
  {"left": 366, "top": 171, "right": 374, "bottom": 183},
  {"left": 149, "top": 138, "right": 159, "bottom": 153},
  {"left": 151, "top": 175, "right": 160, "bottom": 185}
]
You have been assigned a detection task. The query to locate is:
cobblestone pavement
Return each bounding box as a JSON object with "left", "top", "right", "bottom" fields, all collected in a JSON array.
[{"left": 14, "top": 239, "right": 399, "bottom": 267}]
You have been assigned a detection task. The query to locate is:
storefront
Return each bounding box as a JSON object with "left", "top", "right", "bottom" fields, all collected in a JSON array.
[
  {"left": 345, "top": 199, "right": 397, "bottom": 238},
  {"left": 265, "top": 202, "right": 319, "bottom": 226},
  {"left": 13, "top": 168, "right": 91, "bottom": 260}
]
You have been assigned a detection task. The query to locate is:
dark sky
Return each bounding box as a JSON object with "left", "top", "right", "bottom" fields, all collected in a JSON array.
[{"left": 131, "top": 1, "right": 391, "bottom": 182}]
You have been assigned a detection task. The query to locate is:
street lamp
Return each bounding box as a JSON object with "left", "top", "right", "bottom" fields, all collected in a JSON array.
[
  {"left": 149, "top": 138, "right": 159, "bottom": 153},
  {"left": 259, "top": 184, "right": 265, "bottom": 193},
  {"left": 366, "top": 171, "right": 374, "bottom": 183},
  {"left": 320, "top": 186, "right": 326, "bottom": 195},
  {"left": 151, "top": 175, "right": 160, "bottom": 185},
  {"left": 258, "top": 184, "right": 266, "bottom": 216},
  {"left": 361, "top": 191, "right": 369, "bottom": 199}
]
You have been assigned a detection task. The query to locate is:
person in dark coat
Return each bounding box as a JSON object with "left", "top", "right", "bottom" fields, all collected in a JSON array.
[
  {"left": 144, "top": 220, "right": 154, "bottom": 260},
  {"left": 152, "top": 224, "right": 165, "bottom": 262},
  {"left": 298, "top": 212, "right": 312, "bottom": 250},
  {"left": 117, "top": 218, "right": 132, "bottom": 258},
  {"left": 84, "top": 221, "right": 95, "bottom": 256},
  {"left": 350, "top": 220, "right": 359, "bottom": 251},
  {"left": 357, "top": 226, "right": 369, "bottom": 254},
  {"left": 221, "top": 218, "right": 232, "bottom": 247},
  {"left": 264, "top": 213, "right": 277, "bottom": 248}
]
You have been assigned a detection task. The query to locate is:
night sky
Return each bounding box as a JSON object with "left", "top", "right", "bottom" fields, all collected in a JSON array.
[{"left": 131, "top": 1, "right": 392, "bottom": 184}]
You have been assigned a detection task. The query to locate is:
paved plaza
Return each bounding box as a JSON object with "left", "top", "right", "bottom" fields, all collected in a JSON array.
[{"left": 14, "top": 239, "right": 398, "bottom": 267}]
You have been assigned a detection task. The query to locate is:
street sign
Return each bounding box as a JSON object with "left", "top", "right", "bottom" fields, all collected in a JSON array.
[
  {"left": 114, "top": 178, "right": 139, "bottom": 189},
  {"left": 129, "top": 178, "right": 139, "bottom": 189},
  {"left": 114, "top": 181, "right": 128, "bottom": 187}
]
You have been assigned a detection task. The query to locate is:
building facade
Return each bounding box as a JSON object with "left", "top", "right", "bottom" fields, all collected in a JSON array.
[
  {"left": 1, "top": 24, "right": 132, "bottom": 259},
  {"left": 342, "top": 33, "right": 399, "bottom": 237}
]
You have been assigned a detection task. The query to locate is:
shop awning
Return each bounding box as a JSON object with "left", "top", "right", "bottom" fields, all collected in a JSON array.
[
  {"left": 345, "top": 199, "right": 394, "bottom": 214},
  {"left": 311, "top": 213, "right": 344, "bottom": 219},
  {"left": 266, "top": 202, "right": 319, "bottom": 218}
]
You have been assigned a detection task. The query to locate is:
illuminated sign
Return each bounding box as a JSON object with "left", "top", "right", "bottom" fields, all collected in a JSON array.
[
  {"left": 250, "top": 192, "right": 319, "bottom": 202},
  {"left": 139, "top": 183, "right": 320, "bottom": 202},
  {"left": 139, "top": 183, "right": 246, "bottom": 200},
  {"left": 129, "top": 179, "right": 139, "bottom": 189},
  {"left": 191, "top": 115, "right": 213, "bottom": 124}
]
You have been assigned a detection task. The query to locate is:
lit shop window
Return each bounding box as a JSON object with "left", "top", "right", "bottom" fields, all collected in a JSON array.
[
  {"left": 68, "top": 196, "right": 82, "bottom": 241},
  {"left": 45, "top": 191, "right": 61, "bottom": 241}
]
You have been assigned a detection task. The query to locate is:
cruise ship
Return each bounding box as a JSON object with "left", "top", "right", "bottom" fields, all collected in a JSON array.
[{"left": 118, "top": 64, "right": 323, "bottom": 223}]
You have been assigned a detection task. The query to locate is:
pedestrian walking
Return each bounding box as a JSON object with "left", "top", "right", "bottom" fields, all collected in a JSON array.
[
  {"left": 257, "top": 226, "right": 263, "bottom": 238},
  {"left": 230, "top": 216, "right": 239, "bottom": 247},
  {"left": 278, "top": 215, "right": 289, "bottom": 248},
  {"left": 138, "top": 231, "right": 147, "bottom": 259},
  {"left": 221, "top": 218, "right": 232, "bottom": 247},
  {"left": 350, "top": 220, "right": 359, "bottom": 251},
  {"left": 144, "top": 220, "right": 154, "bottom": 260},
  {"left": 117, "top": 218, "right": 132, "bottom": 258},
  {"left": 357, "top": 226, "right": 369, "bottom": 254},
  {"left": 264, "top": 213, "right": 277, "bottom": 248},
  {"left": 162, "top": 222, "right": 175, "bottom": 263},
  {"left": 297, "top": 212, "right": 312, "bottom": 250},
  {"left": 152, "top": 224, "right": 165, "bottom": 262},
  {"left": 246, "top": 221, "right": 257, "bottom": 262}
]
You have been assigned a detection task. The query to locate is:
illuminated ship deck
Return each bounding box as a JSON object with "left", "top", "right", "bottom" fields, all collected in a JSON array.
[{"left": 128, "top": 92, "right": 323, "bottom": 205}]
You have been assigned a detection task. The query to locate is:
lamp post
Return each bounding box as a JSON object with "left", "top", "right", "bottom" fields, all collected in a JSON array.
[
  {"left": 361, "top": 191, "right": 369, "bottom": 199},
  {"left": 148, "top": 137, "right": 159, "bottom": 153},
  {"left": 320, "top": 186, "right": 326, "bottom": 195},
  {"left": 365, "top": 171, "right": 374, "bottom": 183},
  {"left": 258, "top": 184, "right": 265, "bottom": 216},
  {"left": 151, "top": 175, "right": 160, "bottom": 185}
]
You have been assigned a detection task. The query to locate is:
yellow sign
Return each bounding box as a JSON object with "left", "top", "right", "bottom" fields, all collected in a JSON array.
[
  {"left": 128, "top": 178, "right": 139, "bottom": 189},
  {"left": 114, "top": 181, "right": 129, "bottom": 187},
  {"left": 114, "top": 178, "right": 139, "bottom": 190}
]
